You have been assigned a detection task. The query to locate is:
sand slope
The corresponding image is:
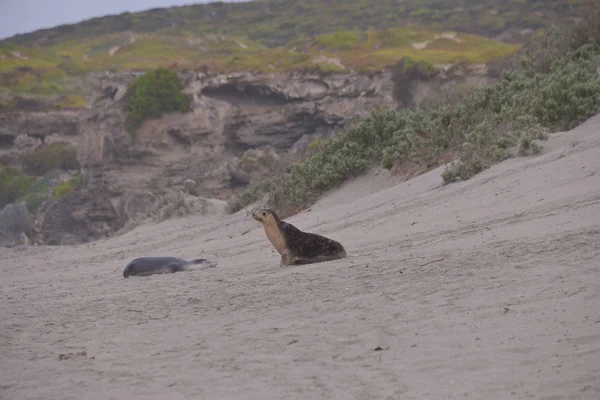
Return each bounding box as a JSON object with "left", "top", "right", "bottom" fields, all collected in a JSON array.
[{"left": 1, "top": 114, "right": 600, "bottom": 400}]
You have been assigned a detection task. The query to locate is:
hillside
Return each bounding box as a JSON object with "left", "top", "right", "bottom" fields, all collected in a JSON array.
[
  {"left": 0, "top": 0, "right": 587, "bottom": 108},
  {"left": 3, "top": 0, "right": 585, "bottom": 48}
]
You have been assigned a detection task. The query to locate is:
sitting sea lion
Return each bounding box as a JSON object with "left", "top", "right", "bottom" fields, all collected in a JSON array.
[
  {"left": 252, "top": 208, "right": 347, "bottom": 266},
  {"left": 123, "top": 256, "right": 217, "bottom": 278}
]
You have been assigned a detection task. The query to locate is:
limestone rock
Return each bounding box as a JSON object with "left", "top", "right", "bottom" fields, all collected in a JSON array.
[{"left": 14, "top": 134, "right": 42, "bottom": 150}]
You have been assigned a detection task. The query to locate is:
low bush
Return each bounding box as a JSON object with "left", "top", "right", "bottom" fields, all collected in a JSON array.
[
  {"left": 0, "top": 166, "right": 35, "bottom": 209},
  {"left": 0, "top": 167, "right": 56, "bottom": 213},
  {"left": 124, "top": 68, "right": 192, "bottom": 132},
  {"left": 20, "top": 173, "right": 55, "bottom": 213},
  {"left": 53, "top": 174, "right": 83, "bottom": 200}
]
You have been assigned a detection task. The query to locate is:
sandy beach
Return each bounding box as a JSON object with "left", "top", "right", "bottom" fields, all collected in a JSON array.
[{"left": 1, "top": 114, "right": 600, "bottom": 400}]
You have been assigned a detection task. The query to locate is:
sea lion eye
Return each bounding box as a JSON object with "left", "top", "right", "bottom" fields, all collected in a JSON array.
[{"left": 261, "top": 211, "right": 267, "bottom": 216}]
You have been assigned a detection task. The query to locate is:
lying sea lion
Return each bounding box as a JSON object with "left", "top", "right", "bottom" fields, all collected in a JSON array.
[
  {"left": 252, "top": 208, "right": 347, "bottom": 266},
  {"left": 123, "top": 256, "right": 217, "bottom": 278}
]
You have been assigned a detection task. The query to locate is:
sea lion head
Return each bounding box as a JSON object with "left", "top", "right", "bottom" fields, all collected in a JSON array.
[{"left": 252, "top": 208, "right": 280, "bottom": 226}]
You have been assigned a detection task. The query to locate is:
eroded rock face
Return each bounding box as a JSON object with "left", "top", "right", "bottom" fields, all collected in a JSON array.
[
  {"left": 2, "top": 65, "right": 495, "bottom": 245},
  {"left": 0, "top": 111, "right": 79, "bottom": 141},
  {"left": 76, "top": 106, "right": 131, "bottom": 167},
  {"left": 197, "top": 71, "right": 393, "bottom": 153},
  {"left": 33, "top": 188, "right": 124, "bottom": 246}
]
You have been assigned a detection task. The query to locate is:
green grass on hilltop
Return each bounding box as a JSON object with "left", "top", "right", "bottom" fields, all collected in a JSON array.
[
  {"left": 2, "top": 0, "right": 586, "bottom": 48},
  {"left": 226, "top": 3, "right": 600, "bottom": 217},
  {"left": 0, "top": 43, "right": 87, "bottom": 109},
  {"left": 0, "top": 0, "right": 585, "bottom": 107},
  {"left": 0, "top": 26, "right": 520, "bottom": 105}
]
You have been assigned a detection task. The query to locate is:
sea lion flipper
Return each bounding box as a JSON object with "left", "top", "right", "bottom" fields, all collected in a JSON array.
[
  {"left": 292, "top": 258, "right": 313, "bottom": 265},
  {"left": 293, "top": 254, "right": 344, "bottom": 265},
  {"left": 280, "top": 251, "right": 294, "bottom": 267}
]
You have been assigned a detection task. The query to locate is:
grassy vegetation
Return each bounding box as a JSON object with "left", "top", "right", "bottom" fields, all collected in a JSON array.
[
  {"left": 53, "top": 174, "right": 83, "bottom": 200},
  {"left": 227, "top": 3, "right": 600, "bottom": 217},
  {"left": 124, "top": 67, "right": 192, "bottom": 132},
  {"left": 1, "top": 165, "right": 83, "bottom": 214},
  {"left": 1, "top": 27, "right": 519, "bottom": 78},
  {"left": 0, "top": 167, "right": 35, "bottom": 209},
  {"left": 0, "top": 167, "right": 58, "bottom": 213},
  {"left": 0, "top": 43, "right": 85, "bottom": 109},
  {"left": 56, "top": 94, "right": 87, "bottom": 109},
  {"left": 3, "top": 0, "right": 586, "bottom": 48},
  {"left": 0, "top": 27, "right": 519, "bottom": 109}
]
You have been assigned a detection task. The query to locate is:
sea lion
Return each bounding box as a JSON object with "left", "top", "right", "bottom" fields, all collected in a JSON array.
[
  {"left": 123, "top": 257, "right": 217, "bottom": 278},
  {"left": 252, "top": 208, "right": 347, "bottom": 266}
]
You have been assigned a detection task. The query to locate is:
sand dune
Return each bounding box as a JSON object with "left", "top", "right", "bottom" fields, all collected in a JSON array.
[{"left": 1, "top": 114, "right": 600, "bottom": 400}]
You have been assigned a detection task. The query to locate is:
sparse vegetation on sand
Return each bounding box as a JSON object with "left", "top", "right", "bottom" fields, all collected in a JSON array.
[{"left": 227, "top": 3, "right": 600, "bottom": 217}]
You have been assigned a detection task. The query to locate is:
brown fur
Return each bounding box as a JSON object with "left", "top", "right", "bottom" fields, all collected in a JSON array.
[{"left": 252, "top": 209, "right": 347, "bottom": 266}]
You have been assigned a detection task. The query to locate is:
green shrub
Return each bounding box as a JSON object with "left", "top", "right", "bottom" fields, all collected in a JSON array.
[
  {"left": 124, "top": 68, "right": 192, "bottom": 132},
  {"left": 20, "top": 142, "right": 80, "bottom": 176},
  {"left": 53, "top": 174, "right": 83, "bottom": 200},
  {"left": 0, "top": 166, "right": 35, "bottom": 209},
  {"left": 20, "top": 173, "right": 55, "bottom": 213},
  {"left": 0, "top": 167, "right": 56, "bottom": 213},
  {"left": 314, "top": 31, "right": 362, "bottom": 51}
]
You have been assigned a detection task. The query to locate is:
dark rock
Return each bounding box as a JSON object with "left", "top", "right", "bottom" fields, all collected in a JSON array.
[
  {"left": 103, "top": 85, "right": 119, "bottom": 100},
  {"left": 0, "top": 203, "right": 33, "bottom": 247},
  {"left": 0, "top": 133, "right": 15, "bottom": 149}
]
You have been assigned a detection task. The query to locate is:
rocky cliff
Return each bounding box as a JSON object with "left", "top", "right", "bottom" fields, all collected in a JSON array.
[{"left": 0, "top": 63, "right": 495, "bottom": 245}]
